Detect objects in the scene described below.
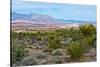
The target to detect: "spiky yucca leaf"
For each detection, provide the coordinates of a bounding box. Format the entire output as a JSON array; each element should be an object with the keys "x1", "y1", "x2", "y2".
[
  {"x1": 85, "y1": 35, "x2": 96, "y2": 47},
  {"x1": 79, "y1": 23, "x2": 96, "y2": 47},
  {"x1": 79, "y1": 23, "x2": 96, "y2": 37},
  {"x1": 67, "y1": 41, "x2": 85, "y2": 60}
]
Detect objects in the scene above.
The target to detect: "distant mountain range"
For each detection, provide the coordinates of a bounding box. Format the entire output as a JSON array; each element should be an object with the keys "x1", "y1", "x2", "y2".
[
  {"x1": 11, "y1": 12, "x2": 96, "y2": 24},
  {"x1": 11, "y1": 12, "x2": 58, "y2": 24},
  {"x1": 11, "y1": 12, "x2": 96, "y2": 31}
]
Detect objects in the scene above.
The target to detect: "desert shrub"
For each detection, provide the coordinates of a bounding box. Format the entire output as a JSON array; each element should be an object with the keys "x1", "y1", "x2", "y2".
[
  {"x1": 53, "y1": 56, "x2": 64, "y2": 64},
  {"x1": 85, "y1": 35, "x2": 96, "y2": 47},
  {"x1": 79, "y1": 23, "x2": 96, "y2": 47},
  {"x1": 67, "y1": 41, "x2": 85, "y2": 60},
  {"x1": 20, "y1": 57, "x2": 37, "y2": 66},
  {"x1": 12, "y1": 43, "x2": 27, "y2": 64},
  {"x1": 18, "y1": 32, "x2": 25, "y2": 40},
  {"x1": 79, "y1": 23, "x2": 96, "y2": 37},
  {"x1": 36, "y1": 53, "x2": 47, "y2": 59},
  {"x1": 51, "y1": 49, "x2": 65, "y2": 56},
  {"x1": 48, "y1": 39, "x2": 62, "y2": 49},
  {"x1": 11, "y1": 32, "x2": 19, "y2": 39},
  {"x1": 36, "y1": 37, "x2": 42, "y2": 41}
]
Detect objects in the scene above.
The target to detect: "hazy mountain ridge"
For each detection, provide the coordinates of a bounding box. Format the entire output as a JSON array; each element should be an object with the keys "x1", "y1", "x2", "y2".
[
  {"x1": 11, "y1": 12, "x2": 96, "y2": 31},
  {"x1": 12, "y1": 12, "x2": 96, "y2": 24},
  {"x1": 12, "y1": 12, "x2": 58, "y2": 24}
]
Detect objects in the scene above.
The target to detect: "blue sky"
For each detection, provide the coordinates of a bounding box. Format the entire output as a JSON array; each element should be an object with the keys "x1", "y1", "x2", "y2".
[{"x1": 12, "y1": 0, "x2": 96, "y2": 21}]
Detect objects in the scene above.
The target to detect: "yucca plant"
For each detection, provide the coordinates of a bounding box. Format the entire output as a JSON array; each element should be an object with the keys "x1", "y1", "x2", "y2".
[
  {"x1": 79, "y1": 23, "x2": 96, "y2": 47},
  {"x1": 79, "y1": 23, "x2": 96, "y2": 37},
  {"x1": 67, "y1": 41, "x2": 85, "y2": 61},
  {"x1": 85, "y1": 35, "x2": 96, "y2": 47}
]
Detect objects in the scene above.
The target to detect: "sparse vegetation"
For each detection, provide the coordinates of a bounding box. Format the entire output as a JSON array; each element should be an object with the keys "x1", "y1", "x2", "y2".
[{"x1": 11, "y1": 23, "x2": 96, "y2": 66}]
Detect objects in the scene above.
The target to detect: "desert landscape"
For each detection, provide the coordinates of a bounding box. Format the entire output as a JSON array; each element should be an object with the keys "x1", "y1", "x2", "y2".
[
  {"x1": 11, "y1": 13, "x2": 96, "y2": 66},
  {"x1": 11, "y1": 1, "x2": 96, "y2": 66}
]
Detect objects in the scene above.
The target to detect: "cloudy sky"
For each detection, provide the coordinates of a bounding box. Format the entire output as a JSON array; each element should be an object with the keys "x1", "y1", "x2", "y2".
[{"x1": 12, "y1": 0, "x2": 96, "y2": 21}]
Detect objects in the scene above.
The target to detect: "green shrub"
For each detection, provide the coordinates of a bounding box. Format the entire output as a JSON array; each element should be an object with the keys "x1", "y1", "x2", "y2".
[
  {"x1": 67, "y1": 41, "x2": 85, "y2": 60},
  {"x1": 12, "y1": 44, "x2": 27, "y2": 64},
  {"x1": 79, "y1": 23, "x2": 96, "y2": 47},
  {"x1": 79, "y1": 23, "x2": 96, "y2": 37},
  {"x1": 85, "y1": 35, "x2": 96, "y2": 47},
  {"x1": 48, "y1": 39, "x2": 62, "y2": 49}
]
